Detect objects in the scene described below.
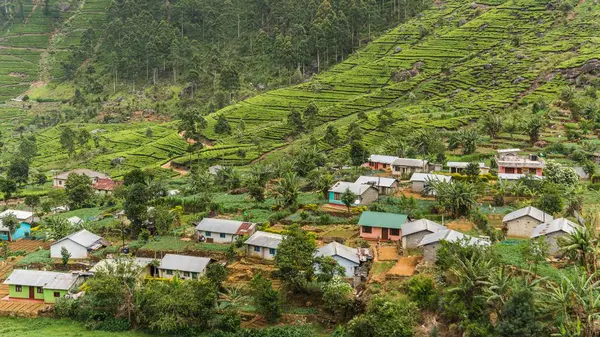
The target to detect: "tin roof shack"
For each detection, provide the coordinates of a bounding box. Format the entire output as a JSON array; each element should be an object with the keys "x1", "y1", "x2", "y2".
[
  {"x1": 531, "y1": 218, "x2": 579, "y2": 256},
  {"x1": 91, "y1": 257, "x2": 158, "y2": 279},
  {"x1": 3, "y1": 270, "x2": 83, "y2": 303},
  {"x1": 194, "y1": 218, "x2": 256, "y2": 244},
  {"x1": 244, "y1": 231, "x2": 285, "y2": 260},
  {"x1": 358, "y1": 211, "x2": 408, "y2": 241},
  {"x1": 158, "y1": 254, "x2": 211, "y2": 280},
  {"x1": 50, "y1": 229, "x2": 108, "y2": 259},
  {"x1": 316, "y1": 242, "x2": 361, "y2": 278},
  {"x1": 447, "y1": 162, "x2": 490, "y2": 174},
  {"x1": 354, "y1": 176, "x2": 399, "y2": 195},
  {"x1": 409, "y1": 173, "x2": 452, "y2": 194},
  {"x1": 328, "y1": 182, "x2": 379, "y2": 206},
  {"x1": 495, "y1": 149, "x2": 544, "y2": 177},
  {"x1": 401, "y1": 219, "x2": 447, "y2": 250},
  {"x1": 502, "y1": 206, "x2": 553, "y2": 238},
  {"x1": 418, "y1": 229, "x2": 490, "y2": 263}
]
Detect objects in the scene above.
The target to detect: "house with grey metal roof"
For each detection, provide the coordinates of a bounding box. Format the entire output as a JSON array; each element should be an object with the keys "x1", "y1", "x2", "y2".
[
  {"x1": 401, "y1": 219, "x2": 447, "y2": 250},
  {"x1": 328, "y1": 181, "x2": 379, "y2": 206},
  {"x1": 50, "y1": 229, "x2": 107, "y2": 259},
  {"x1": 503, "y1": 206, "x2": 553, "y2": 238},
  {"x1": 447, "y1": 162, "x2": 489, "y2": 174},
  {"x1": 354, "y1": 176, "x2": 399, "y2": 195},
  {"x1": 91, "y1": 257, "x2": 158, "y2": 279},
  {"x1": 315, "y1": 242, "x2": 360, "y2": 277},
  {"x1": 418, "y1": 229, "x2": 489, "y2": 262},
  {"x1": 391, "y1": 158, "x2": 430, "y2": 177},
  {"x1": 531, "y1": 218, "x2": 579, "y2": 255},
  {"x1": 409, "y1": 173, "x2": 452, "y2": 194},
  {"x1": 3, "y1": 269, "x2": 83, "y2": 303},
  {"x1": 194, "y1": 218, "x2": 256, "y2": 244},
  {"x1": 244, "y1": 231, "x2": 285, "y2": 260},
  {"x1": 158, "y1": 254, "x2": 211, "y2": 280},
  {"x1": 53, "y1": 169, "x2": 109, "y2": 188}
]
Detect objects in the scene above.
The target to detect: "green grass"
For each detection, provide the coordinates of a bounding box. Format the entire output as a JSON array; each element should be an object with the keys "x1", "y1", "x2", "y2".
[
  {"x1": 0, "y1": 317, "x2": 152, "y2": 337},
  {"x1": 15, "y1": 249, "x2": 53, "y2": 266},
  {"x1": 141, "y1": 236, "x2": 230, "y2": 252}
]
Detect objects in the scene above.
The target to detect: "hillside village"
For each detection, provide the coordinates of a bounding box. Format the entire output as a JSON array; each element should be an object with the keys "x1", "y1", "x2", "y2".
[{"x1": 1, "y1": 0, "x2": 600, "y2": 335}]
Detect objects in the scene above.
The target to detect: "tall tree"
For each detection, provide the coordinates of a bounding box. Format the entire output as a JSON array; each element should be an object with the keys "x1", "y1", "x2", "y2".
[{"x1": 7, "y1": 158, "x2": 29, "y2": 185}]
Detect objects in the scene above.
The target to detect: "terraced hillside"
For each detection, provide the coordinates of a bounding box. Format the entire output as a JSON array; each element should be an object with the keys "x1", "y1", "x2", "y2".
[{"x1": 185, "y1": 0, "x2": 600, "y2": 166}]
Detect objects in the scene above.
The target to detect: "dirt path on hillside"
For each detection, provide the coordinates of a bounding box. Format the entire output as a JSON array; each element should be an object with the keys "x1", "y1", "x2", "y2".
[
  {"x1": 161, "y1": 160, "x2": 189, "y2": 176},
  {"x1": 24, "y1": 0, "x2": 39, "y2": 25}
]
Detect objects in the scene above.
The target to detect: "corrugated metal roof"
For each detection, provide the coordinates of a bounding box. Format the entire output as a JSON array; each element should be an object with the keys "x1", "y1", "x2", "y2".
[
  {"x1": 316, "y1": 242, "x2": 360, "y2": 264},
  {"x1": 402, "y1": 219, "x2": 446, "y2": 236},
  {"x1": 194, "y1": 218, "x2": 254, "y2": 235},
  {"x1": 358, "y1": 211, "x2": 408, "y2": 229},
  {"x1": 3, "y1": 270, "x2": 79, "y2": 290},
  {"x1": 497, "y1": 148, "x2": 521, "y2": 153},
  {"x1": 446, "y1": 162, "x2": 487, "y2": 169},
  {"x1": 55, "y1": 169, "x2": 109, "y2": 180},
  {"x1": 418, "y1": 229, "x2": 489, "y2": 247},
  {"x1": 367, "y1": 155, "x2": 398, "y2": 165},
  {"x1": 502, "y1": 206, "x2": 553, "y2": 223},
  {"x1": 409, "y1": 173, "x2": 452, "y2": 183},
  {"x1": 393, "y1": 158, "x2": 427, "y2": 167},
  {"x1": 158, "y1": 254, "x2": 211, "y2": 273},
  {"x1": 67, "y1": 216, "x2": 83, "y2": 225},
  {"x1": 53, "y1": 229, "x2": 102, "y2": 248},
  {"x1": 244, "y1": 231, "x2": 284, "y2": 249},
  {"x1": 329, "y1": 181, "x2": 377, "y2": 195},
  {"x1": 90, "y1": 257, "x2": 155, "y2": 274},
  {"x1": 531, "y1": 218, "x2": 579, "y2": 238},
  {"x1": 354, "y1": 176, "x2": 398, "y2": 188},
  {"x1": 0, "y1": 209, "x2": 33, "y2": 221}
]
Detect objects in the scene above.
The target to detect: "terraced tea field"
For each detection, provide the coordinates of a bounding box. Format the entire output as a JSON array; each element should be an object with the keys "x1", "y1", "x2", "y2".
[{"x1": 189, "y1": 0, "x2": 600, "y2": 165}]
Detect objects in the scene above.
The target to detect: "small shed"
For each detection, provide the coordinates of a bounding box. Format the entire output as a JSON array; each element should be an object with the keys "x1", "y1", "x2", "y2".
[
  {"x1": 354, "y1": 176, "x2": 399, "y2": 195},
  {"x1": 358, "y1": 211, "x2": 408, "y2": 241},
  {"x1": 401, "y1": 219, "x2": 446, "y2": 249},
  {"x1": 316, "y1": 242, "x2": 360, "y2": 278},
  {"x1": 50, "y1": 229, "x2": 107, "y2": 259},
  {"x1": 502, "y1": 206, "x2": 553, "y2": 238},
  {"x1": 531, "y1": 218, "x2": 579, "y2": 255},
  {"x1": 158, "y1": 254, "x2": 211, "y2": 280},
  {"x1": 328, "y1": 182, "x2": 379, "y2": 206},
  {"x1": 194, "y1": 218, "x2": 256, "y2": 244},
  {"x1": 418, "y1": 229, "x2": 489, "y2": 262},
  {"x1": 244, "y1": 231, "x2": 285, "y2": 260},
  {"x1": 447, "y1": 162, "x2": 489, "y2": 174},
  {"x1": 409, "y1": 173, "x2": 452, "y2": 193}
]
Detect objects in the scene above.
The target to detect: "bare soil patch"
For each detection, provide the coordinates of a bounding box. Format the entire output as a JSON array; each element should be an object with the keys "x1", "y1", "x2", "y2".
[
  {"x1": 386, "y1": 256, "x2": 421, "y2": 278},
  {"x1": 378, "y1": 245, "x2": 399, "y2": 261},
  {"x1": 446, "y1": 218, "x2": 474, "y2": 231}
]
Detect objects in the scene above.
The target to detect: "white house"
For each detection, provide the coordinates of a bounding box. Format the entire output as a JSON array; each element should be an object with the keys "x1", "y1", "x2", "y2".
[
  {"x1": 315, "y1": 242, "x2": 360, "y2": 278},
  {"x1": 409, "y1": 173, "x2": 452, "y2": 193},
  {"x1": 354, "y1": 176, "x2": 399, "y2": 195},
  {"x1": 0, "y1": 209, "x2": 37, "y2": 223},
  {"x1": 502, "y1": 206, "x2": 553, "y2": 238},
  {"x1": 53, "y1": 169, "x2": 109, "y2": 188},
  {"x1": 328, "y1": 181, "x2": 379, "y2": 206},
  {"x1": 401, "y1": 219, "x2": 447, "y2": 250},
  {"x1": 158, "y1": 254, "x2": 211, "y2": 280},
  {"x1": 50, "y1": 229, "x2": 107, "y2": 259},
  {"x1": 447, "y1": 162, "x2": 489, "y2": 174},
  {"x1": 194, "y1": 218, "x2": 256, "y2": 244},
  {"x1": 391, "y1": 158, "x2": 431, "y2": 176},
  {"x1": 244, "y1": 231, "x2": 284, "y2": 260},
  {"x1": 418, "y1": 229, "x2": 489, "y2": 262},
  {"x1": 531, "y1": 218, "x2": 579, "y2": 255}
]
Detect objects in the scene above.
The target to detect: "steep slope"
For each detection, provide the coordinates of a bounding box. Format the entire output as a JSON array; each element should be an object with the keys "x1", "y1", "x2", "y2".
[{"x1": 184, "y1": 0, "x2": 600, "y2": 166}]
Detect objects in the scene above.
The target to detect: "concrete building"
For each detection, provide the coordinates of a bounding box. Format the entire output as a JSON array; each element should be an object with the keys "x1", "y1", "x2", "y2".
[
  {"x1": 409, "y1": 173, "x2": 452, "y2": 193},
  {"x1": 495, "y1": 149, "x2": 544, "y2": 177},
  {"x1": 158, "y1": 254, "x2": 211, "y2": 280},
  {"x1": 244, "y1": 231, "x2": 284, "y2": 260},
  {"x1": 354, "y1": 176, "x2": 399, "y2": 195},
  {"x1": 364, "y1": 155, "x2": 399, "y2": 171},
  {"x1": 50, "y1": 229, "x2": 107, "y2": 259},
  {"x1": 401, "y1": 219, "x2": 446, "y2": 250},
  {"x1": 531, "y1": 218, "x2": 579, "y2": 255},
  {"x1": 358, "y1": 211, "x2": 408, "y2": 241},
  {"x1": 194, "y1": 218, "x2": 256, "y2": 244},
  {"x1": 328, "y1": 182, "x2": 379, "y2": 206},
  {"x1": 90, "y1": 257, "x2": 157, "y2": 279},
  {"x1": 315, "y1": 242, "x2": 360, "y2": 278},
  {"x1": 418, "y1": 229, "x2": 489, "y2": 262},
  {"x1": 53, "y1": 169, "x2": 109, "y2": 187},
  {"x1": 3, "y1": 270, "x2": 83, "y2": 303},
  {"x1": 391, "y1": 158, "x2": 431, "y2": 176},
  {"x1": 502, "y1": 206, "x2": 553, "y2": 238},
  {"x1": 447, "y1": 162, "x2": 489, "y2": 174}
]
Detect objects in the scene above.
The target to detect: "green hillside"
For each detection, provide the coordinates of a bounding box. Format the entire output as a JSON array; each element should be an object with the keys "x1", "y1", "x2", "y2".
[{"x1": 183, "y1": 0, "x2": 600, "y2": 166}]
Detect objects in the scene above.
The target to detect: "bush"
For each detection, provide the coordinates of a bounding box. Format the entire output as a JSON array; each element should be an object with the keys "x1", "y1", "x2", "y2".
[
  {"x1": 318, "y1": 214, "x2": 332, "y2": 226},
  {"x1": 406, "y1": 275, "x2": 438, "y2": 310},
  {"x1": 55, "y1": 297, "x2": 79, "y2": 318},
  {"x1": 87, "y1": 318, "x2": 131, "y2": 332}
]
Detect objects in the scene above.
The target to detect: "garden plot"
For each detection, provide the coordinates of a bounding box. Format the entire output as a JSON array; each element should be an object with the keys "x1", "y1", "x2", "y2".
[{"x1": 386, "y1": 256, "x2": 421, "y2": 279}]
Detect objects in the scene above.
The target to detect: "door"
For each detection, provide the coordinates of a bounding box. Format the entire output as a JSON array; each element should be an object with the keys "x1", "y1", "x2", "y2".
[
  {"x1": 382, "y1": 228, "x2": 389, "y2": 240},
  {"x1": 29, "y1": 286, "x2": 34, "y2": 299}
]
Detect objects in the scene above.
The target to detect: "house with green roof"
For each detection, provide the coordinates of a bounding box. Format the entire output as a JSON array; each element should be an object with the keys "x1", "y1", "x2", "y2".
[{"x1": 358, "y1": 211, "x2": 408, "y2": 241}]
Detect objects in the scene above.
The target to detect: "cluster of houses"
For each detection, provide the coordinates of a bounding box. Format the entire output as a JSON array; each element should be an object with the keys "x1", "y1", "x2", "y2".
[{"x1": 52, "y1": 169, "x2": 122, "y2": 194}]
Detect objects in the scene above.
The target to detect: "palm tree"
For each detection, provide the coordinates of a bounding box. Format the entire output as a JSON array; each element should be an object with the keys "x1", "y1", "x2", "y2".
[
  {"x1": 559, "y1": 224, "x2": 598, "y2": 277},
  {"x1": 428, "y1": 180, "x2": 479, "y2": 217},
  {"x1": 276, "y1": 172, "x2": 299, "y2": 207}
]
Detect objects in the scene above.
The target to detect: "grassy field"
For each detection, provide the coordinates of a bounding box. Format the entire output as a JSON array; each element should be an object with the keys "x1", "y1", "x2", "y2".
[{"x1": 0, "y1": 317, "x2": 153, "y2": 336}]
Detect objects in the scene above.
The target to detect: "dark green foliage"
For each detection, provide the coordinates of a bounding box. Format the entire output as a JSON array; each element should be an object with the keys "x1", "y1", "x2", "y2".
[
  {"x1": 215, "y1": 114, "x2": 232, "y2": 134},
  {"x1": 349, "y1": 141, "x2": 368, "y2": 166},
  {"x1": 347, "y1": 295, "x2": 417, "y2": 337},
  {"x1": 0, "y1": 178, "x2": 18, "y2": 200},
  {"x1": 274, "y1": 225, "x2": 317, "y2": 291},
  {"x1": 206, "y1": 263, "x2": 228, "y2": 287},
  {"x1": 65, "y1": 173, "x2": 94, "y2": 209},
  {"x1": 123, "y1": 168, "x2": 147, "y2": 186},
  {"x1": 496, "y1": 289, "x2": 544, "y2": 336},
  {"x1": 341, "y1": 189, "x2": 357, "y2": 212},
  {"x1": 250, "y1": 274, "x2": 281, "y2": 323},
  {"x1": 406, "y1": 275, "x2": 438, "y2": 310},
  {"x1": 124, "y1": 183, "x2": 150, "y2": 236},
  {"x1": 324, "y1": 125, "x2": 340, "y2": 145},
  {"x1": 287, "y1": 109, "x2": 304, "y2": 135},
  {"x1": 7, "y1": 158, "x2": 29, "y2": 185}
]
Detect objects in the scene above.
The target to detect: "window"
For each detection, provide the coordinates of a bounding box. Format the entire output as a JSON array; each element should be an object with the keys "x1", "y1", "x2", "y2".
[
  {"x1": 15, "y1": 285, "x2": 22, "y2": 292},
  {"x1": 390, "y1": 228, "x2": 400, "y2": 236},
  {"x1": 54, "y1": 292, "x2": 60, "y2": 298},
  {"x1": 254, "y1": 246, "x2": 261, "y2": 252},
  {"x1": 220, "y1": 233, "x2": 226, "y2": 238},
  {"x1": 333, "y1": 193, "x2": 341, "y2": 200},
  {"x1": 505, "y1": 167, "x2": 515, "y2": 174},
  {"x1": 269, "y1": 248, "x2": 276, "y2": 255},
  {"x1": 183, "y1": 272, "x2": 190, "y2": 278},
  {"x1": 205, "y1": 231, "x2": 212, "y2": 237},
  {"x1": 166, "y1": 269, "x2": 173, "y2": 275},
  {"x1": 37, "y1": 287, "x2": 43, "y2": 294},
  {"x1": 362, "y1": 226, "x2": 372, "y2": 234},
  {"x1": 192, "y1": 272, "x2": 198, "y2": 279}
]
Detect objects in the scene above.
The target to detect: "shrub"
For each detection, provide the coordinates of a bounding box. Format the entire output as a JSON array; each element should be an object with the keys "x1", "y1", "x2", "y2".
[
  {"x1": 406, "y1": 275, "x2": 438, "y2": 310},
  {"x1": 318, "y1": 214, "x2": 332, "y2": 226}
]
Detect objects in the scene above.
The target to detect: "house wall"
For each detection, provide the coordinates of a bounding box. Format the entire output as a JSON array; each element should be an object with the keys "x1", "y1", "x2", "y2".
[
  {"x1": 53, "y1": 178, "x2": 66, "y2": 188},
  {"x1": 359, "y1": 189, "x2": 379, "y2": 206},
  {"x1": 158, "y1": 268, "x2": 202, "y2": 280},
  {"x1": 367, "y1": 162, "x2": 392, "y2": 171},
  {"x1": 411, "y1": 181, "x2": 426, "y2": 193},
  {"x1": 505, "y1": 216, "x2": 543, "y2": 238},
  {"x1": 422, "y1": 242, "x2": 442, "y2": 262},
  {"x1": 359, "y1": 226, "x2": 401, "y2": 241},
  {"x1": 43, "y1": 289, "x2": 68, "y2": 303},
  {"x1": 498, "y1": 166, "x2": 543, "y2": 176},
  {"x1": 196, "y1": 230, "x2": 235, "y2": 244},
  {"x1": 332, "y1": 256, "x2": 359, "y2": 278},
  {"x1": 544, "y1": 232, "x2": 566, "y2": 256},
  {"x1": 246, "y1": 245, "x2": 276, "y2": 260},
  {"x1": 51, "y1": 239, "x2": 88, "y2": 259},
  {"x1": 402, "y1": 231, "x2": 431, "y2": 250},
  {"x1": 392, "y1": 166, "x2": 426, "y2": 176},
  {"x1": 9, "y1": 285, "x2": 44, "y2": 300}
]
